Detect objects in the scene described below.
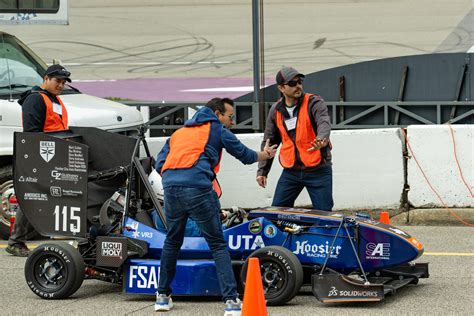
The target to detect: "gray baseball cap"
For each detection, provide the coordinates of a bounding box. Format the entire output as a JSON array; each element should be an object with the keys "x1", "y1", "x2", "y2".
[{"x1": 276, "y1": 67, "x2": 305, "y2": 85}]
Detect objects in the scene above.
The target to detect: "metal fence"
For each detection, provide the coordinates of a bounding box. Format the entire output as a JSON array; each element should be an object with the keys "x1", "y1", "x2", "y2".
[{"x1": 122, "y1": 100, "x2": 473, "y2": 135}]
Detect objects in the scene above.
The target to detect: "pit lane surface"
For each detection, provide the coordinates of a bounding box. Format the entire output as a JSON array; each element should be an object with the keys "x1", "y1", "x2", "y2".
[
  {"x1": 1, "y1": 1, "x2": 472, "y2": 102},
  {"x1": 1, "y1": 226, "x2": 473, "y2": 315}
]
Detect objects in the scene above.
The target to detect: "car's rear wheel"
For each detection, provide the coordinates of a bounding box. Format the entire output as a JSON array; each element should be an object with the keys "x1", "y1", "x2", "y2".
[
  {"x1": 240, "y1": 246, "x2": 303, "y2": 306},
  {"x1": 25, "y1": 242, "x2": 85, "y2": 299}
]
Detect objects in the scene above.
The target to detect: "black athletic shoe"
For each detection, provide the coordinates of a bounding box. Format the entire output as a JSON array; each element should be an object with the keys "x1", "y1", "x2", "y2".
[{"x1": 5, "y1": 244, "x2": 30, "y2": 257}]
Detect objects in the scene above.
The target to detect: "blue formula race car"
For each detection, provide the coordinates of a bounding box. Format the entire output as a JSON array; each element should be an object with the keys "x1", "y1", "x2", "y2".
[{"x1": 14, "y1": 127, "x2": 428, "y2": 305}]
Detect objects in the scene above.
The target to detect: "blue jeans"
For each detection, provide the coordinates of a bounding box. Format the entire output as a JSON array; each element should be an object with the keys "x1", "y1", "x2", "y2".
[
  {"x1": 272, "y1": 166, "x2": 334, "y2": 211},
  {"x1": 153, "y1": 208, "x2": 203, "y2": 237},
  {"x1": 157, "y1": 186, "x2": 237, "y2": 302}
]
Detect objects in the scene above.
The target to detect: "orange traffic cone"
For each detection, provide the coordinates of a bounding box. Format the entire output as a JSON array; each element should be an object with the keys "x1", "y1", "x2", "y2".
[
  {"x1": 242, "y1": 258, "x2": 268, "y2": 316},
  {"x1": 380, "y1": 211, "x2": 390, "y2": 225}
]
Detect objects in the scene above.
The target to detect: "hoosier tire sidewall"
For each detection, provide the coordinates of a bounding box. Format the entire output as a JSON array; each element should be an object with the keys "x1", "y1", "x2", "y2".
[
  {"x1": 24, "y1": 242, "x2": 85, "y2": 299},
  {"x1": 241, "y1": 246, "x2": 303, "y2": 306}
]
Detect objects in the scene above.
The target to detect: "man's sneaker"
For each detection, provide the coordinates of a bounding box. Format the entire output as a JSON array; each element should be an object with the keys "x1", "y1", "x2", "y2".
[
  {"x1": 5, "y1": 244, "x2": 30, "y2": 257},
  {"x1": 224, "y1": 298, "x2": 242, "y2": 316},
  {"x1": 155, "y1": 293, "x2": 173, "y2": 312}
]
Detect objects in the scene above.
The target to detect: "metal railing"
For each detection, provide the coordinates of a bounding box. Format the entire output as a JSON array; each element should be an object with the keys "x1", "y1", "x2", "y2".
[{"x1": 122, "y1": 100, "x2": 473, "y2": 134}]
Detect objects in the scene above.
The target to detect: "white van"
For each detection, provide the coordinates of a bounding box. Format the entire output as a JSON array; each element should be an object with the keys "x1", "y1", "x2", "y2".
[{"x1": 0, "y1": 31, "x2": 144, "y2": 238}]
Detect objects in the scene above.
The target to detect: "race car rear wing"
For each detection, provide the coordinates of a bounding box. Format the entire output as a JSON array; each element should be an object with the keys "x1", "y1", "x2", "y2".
[{"x1": 13, "y1": 127, "x2": 136, "y2": 238}]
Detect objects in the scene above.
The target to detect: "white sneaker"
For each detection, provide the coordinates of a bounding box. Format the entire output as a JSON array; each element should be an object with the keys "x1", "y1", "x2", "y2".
[
  {"x1": 224, "y1": 298, "x2": 242, "y2": 316},
  {"x1": 155, "y1": 293, "x2": 173, "y2": 312}
]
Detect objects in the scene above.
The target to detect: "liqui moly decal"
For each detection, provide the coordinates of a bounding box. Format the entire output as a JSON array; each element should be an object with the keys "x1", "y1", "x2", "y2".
[{"x1": 101, "y1": 241, "x2": 123, "y2": 259}]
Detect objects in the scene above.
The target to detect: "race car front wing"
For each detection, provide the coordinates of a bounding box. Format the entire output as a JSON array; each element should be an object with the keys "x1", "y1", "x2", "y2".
[{"x1": 312, "y1": 262, "x2": 429, "y2": 303}]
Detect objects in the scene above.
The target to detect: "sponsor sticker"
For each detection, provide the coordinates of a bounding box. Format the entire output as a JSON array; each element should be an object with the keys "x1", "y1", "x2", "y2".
[
  {"x1": 40, "y1": 141, "x2": 55, "y2": 162},
  {"x1": 249, "y1": 220, "x2": 262, "y2": 234},
  {"x1": 365, "y1": 243, "x2": 390, "y2": 260},
  {"x1": 128, "y1": 266, "x2": 160, "y2": 289},
  {"x1": 293, "y1": 240, "x2": 342, "y2": 258},
  {"x1": 228, "y1": 235, "x2": 265, "y2": 250},
  {"x1": 264, "y1": 224, "x2": 277, "y2": 238},
  {"x1": 49, "y1": 187, "x2": 82, "y2": 197},
  {"x1": 51, "y1": 170, "x2": 79, "y2": 182},
  {"x1": 50, "y1": 186, "x2": 62, "y2": 197},
  {"x1": 24, "y1": 192, "x2": 48, "y2": 201},
  {"x1": 18, "y1": 176, "x2": 38, "y2": 183},
  {"x1": 63, "y1": 189, "x2": 83, "y2": 197},
  {"x1": 132, "y1": 230, "x2": 153, "y2": 239},
  {"x1": 277, "y1": 213, "x2": 301, "y2": 221},
  {"x1": 101, "y1": 241, "x2": 123, "y2": 259},
  {"x1": 328, "y1": 286, "x2": 379, "y2": 298},
  {"x1": 389, "y1": 227, "x2": 409, "y2": 237}
]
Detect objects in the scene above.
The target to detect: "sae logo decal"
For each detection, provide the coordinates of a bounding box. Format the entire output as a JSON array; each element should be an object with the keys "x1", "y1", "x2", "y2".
[
  {"x1": 365, "y1": 242, "x2": 390, "y2": 260},
  {"x1": 40, "y1": 141, "x2": 55, "y2": 162}
]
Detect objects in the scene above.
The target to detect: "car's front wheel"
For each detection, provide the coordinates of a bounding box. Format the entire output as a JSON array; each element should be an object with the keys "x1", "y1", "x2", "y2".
[
  {"x1": 25, "y1": 242, "x2": 85, "y2": 299},
  {"x1": 240, "y1": 246, "x2": 303, "y2": 306}
]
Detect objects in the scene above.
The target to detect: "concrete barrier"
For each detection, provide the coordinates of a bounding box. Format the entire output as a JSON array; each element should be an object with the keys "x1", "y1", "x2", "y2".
[
  {"x1": 406, "y1": 125, "x2": 473, "y2": 208},
  {"x1": 145, "y1": 128, "x2": 405, "y2": 210}
]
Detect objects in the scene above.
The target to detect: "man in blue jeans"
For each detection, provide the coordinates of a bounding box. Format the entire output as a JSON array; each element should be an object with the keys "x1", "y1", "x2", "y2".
[
  {"x1": 154, "y1": 97, "x2": 277, "y2": 314},
  {"x1": 256, "y1": 67, "x2": 334, "y2": 211}
]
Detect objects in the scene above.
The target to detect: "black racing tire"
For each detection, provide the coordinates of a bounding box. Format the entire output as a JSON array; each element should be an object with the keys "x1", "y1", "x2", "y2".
[
  {"x1": 240, "y1": 246, "x2": 304, "y2": 306},
  {"x1": 0, "y1": 165, "x2": 12, "y2": 185},
  {"x1": 25, "y1": 242, "x2": 85, "y2": 299}
]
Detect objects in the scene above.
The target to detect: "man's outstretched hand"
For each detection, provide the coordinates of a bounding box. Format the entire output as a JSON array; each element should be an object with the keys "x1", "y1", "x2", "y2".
[
  {"x1": 307, "y1": 137, "x2": 328, "y2": 152},
  {"x1": 257, "y1": 139, "x2": 277, "y2": 161},
  {"x1": 263, "y1": 139, "x2": 277, "y2": 158}
]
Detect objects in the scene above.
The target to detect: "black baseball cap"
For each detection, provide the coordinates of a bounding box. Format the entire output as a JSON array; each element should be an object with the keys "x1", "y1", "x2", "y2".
[
  {"x1": 44, "y1": 64, "x2": 71, "y2": 82},
  {"x1": 276, "y1": 66, "x2": 305, "y2": 85}
]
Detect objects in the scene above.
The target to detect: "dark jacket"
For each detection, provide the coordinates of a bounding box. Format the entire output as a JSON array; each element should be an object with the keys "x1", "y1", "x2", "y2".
[
  {"x1": 155, "y1": 106, "x2": 258, "y2": 189},
  {"x1": 18, "y1": 86, "x2": 63, "y2": 132},
  {"x1": 257, "y1": 92, "x2": 332, "y2": 177}
]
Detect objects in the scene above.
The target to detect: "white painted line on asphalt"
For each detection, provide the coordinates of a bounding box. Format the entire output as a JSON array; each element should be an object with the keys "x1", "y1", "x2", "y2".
[
  {"x1": 74, "y1": 79, "x2": 117, "y2": 82},
  {"x1": 424, "y1": 252, "x2": 474, "y2": 256},
  {"x1": 468, "y1": 46, "x2": 474, "y2": 53},
  {"x1": 63, "y1": 61, "x2": 232, "y2": 66},
  {"x1": 182, "y1": 86, "x2": 265, "y2": 92}
]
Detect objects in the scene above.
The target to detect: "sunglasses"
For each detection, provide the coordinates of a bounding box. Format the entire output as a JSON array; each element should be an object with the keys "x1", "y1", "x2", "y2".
[
  {"x1": 285, "y1": 78, "x2": 303, "y2": 87},
  {"x1": 221, "y1": 112, "x2": 234, "y2": 120},
  {"x1": 57, "y1": 69, "x2": 71, "y2": 77},
  {"x1": 49, "y1": 69, "x2": 71, "y2": 77}
]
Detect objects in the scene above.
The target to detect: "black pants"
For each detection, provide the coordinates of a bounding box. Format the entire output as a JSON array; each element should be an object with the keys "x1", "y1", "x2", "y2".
[{"x1": 8, "y1": 208, "x2": 37, "y2": 246}]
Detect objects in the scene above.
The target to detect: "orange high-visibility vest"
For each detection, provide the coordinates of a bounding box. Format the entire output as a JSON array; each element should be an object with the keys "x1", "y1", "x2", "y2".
[
  {"x1": 275, "y1": 93, "x2": 321, "y2": 168},
  {"x1": 39, "y1": 93, "x2": 68, "y2": 132},
  {"x1": 161, "y1": 122, "x2": 222, "y2": 197}
]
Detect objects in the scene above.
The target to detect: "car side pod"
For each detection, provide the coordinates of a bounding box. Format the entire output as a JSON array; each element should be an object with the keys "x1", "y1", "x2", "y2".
[{"x1": 312, "y1": 273, "x2": 384, "y2": 303}]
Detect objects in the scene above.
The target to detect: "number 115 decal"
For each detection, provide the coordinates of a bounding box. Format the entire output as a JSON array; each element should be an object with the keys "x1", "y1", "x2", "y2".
[{"x1": 53, "y1": 205, "x2": 81, "y2": 234}]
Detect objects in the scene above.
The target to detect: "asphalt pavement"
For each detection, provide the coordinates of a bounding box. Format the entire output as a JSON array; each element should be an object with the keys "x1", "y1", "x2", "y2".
[
  {"x1": 1, "y1": 225, "x2": 473, "y2": 315},
  {"x1": 1, "y1": 0, "x2": 472, "y2": 101}
]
